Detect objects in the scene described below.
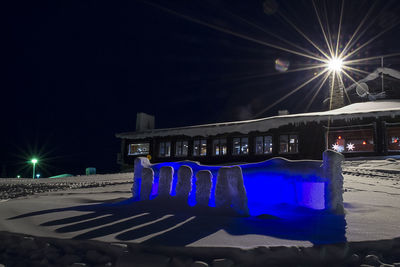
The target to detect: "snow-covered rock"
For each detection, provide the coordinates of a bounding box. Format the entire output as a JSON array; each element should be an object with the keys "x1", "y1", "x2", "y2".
[
  {"x1": 140, "y1": 167, "x2": 154, "y2": 201},
  {"x1": 195, "y1": 170, "x2": 212, "y2": 206},
  {"x1": 176, "y1": 165, "x2": 193, "y2": 201},
  {"x1": 158, "y1": 166, "x2": 174, "y2": 198}
]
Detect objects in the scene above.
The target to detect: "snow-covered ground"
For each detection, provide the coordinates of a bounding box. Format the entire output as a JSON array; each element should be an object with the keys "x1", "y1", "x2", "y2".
[{"x1": 0, "y1": 158, "x2": 400, "y2": 266}]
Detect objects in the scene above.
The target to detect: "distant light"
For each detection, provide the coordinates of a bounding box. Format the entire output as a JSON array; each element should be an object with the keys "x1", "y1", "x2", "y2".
[
  {"x1": 31, "y1": 158, "x2": 38, "y2": 164},
  {"x1": 328, "y1": 57, "x2": 343, "y2": 72},
  {"x1": 36, "y1": 174, "x2": 41, "y2": 178},
  {"x1": 362, "y1": 141, "x2": 367, "y2": 145},
  {"x1": 17, "y1": 175, "x2": 21, "y2": 178},
  {"x1": 338, "y1": 136, "x2": 342, "y2": 140}
]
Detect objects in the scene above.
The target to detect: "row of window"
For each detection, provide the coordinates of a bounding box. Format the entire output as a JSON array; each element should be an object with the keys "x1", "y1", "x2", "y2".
[
  {"x1": 128, "y1": 126, "x2": 400, "y2": 157},
  {"x1": 128, "y1": 135, "x2": 299, "y2": 157},
  {"x1": 328, "y1": 126, "x2": 400, "y2": 153}
]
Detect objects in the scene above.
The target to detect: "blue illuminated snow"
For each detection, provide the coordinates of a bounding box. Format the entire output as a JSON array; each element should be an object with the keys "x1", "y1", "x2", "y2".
[{"x1": 138, "y1": 158, "x2": 327, "y2": 217}]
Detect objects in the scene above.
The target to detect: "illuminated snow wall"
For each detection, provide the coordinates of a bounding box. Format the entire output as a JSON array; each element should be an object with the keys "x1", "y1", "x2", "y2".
[{"x1": 132, "y1": 150, "x2": 344, "y2": 216}]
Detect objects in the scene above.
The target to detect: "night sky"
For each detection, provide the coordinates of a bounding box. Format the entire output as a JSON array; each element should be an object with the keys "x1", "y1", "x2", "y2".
[{"x1": 3, "y1": 0, "x2": 400, "y2": 177}]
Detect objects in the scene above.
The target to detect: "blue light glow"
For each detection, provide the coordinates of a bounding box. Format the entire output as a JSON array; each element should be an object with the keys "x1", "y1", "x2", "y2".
[{"x1": 140, "y1": 158, "x2": 327, "y2": 217}]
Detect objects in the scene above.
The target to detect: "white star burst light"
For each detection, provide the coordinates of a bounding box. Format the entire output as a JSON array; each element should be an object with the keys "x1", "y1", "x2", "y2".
[
  {"x1": 346, "y1": 142, "x2": 355, "y2": 151},
  {"x1": 146, "y1": 1, "x2": 400, "y2": 118},
  {"x1": 327, "y1": 57, "x2": 343, "y2": 72},
  {"x1": 332, "y1": 143, "x2": 344, "y2": 152}
]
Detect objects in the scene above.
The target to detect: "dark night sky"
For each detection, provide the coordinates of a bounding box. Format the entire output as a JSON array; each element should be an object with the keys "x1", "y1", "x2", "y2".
[{"x1": 2, "y1": 0, "x2": 400, "y2": 177}]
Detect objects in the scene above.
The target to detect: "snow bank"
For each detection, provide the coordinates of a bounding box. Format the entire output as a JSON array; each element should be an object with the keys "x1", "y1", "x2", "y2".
[{"x1": 133, "y1": 150, "x2": 344, "y2": 216}]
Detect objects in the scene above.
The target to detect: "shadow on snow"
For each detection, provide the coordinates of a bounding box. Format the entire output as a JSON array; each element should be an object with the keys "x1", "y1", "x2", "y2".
[{"x1": 8, "y1": 197, "x2": 346, "y2": 246}]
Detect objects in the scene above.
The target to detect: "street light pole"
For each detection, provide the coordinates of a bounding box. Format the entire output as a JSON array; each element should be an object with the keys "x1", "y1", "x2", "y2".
[{"x1": 31, "y1": 159, "x2": 38, "y2": 179}]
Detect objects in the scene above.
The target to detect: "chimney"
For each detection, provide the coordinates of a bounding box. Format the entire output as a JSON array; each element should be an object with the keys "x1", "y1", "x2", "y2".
[
  {"x1": 136, "y1": 112, "x2": 155, "y2": 131},
  {"x1": 278, "y1": 110, "x2": 289, "y2": 116}
]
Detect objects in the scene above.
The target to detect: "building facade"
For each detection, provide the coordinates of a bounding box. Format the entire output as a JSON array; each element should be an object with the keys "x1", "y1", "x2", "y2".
[{"x1": 116, "y1": 100, "x2": 400, "y2": 170}]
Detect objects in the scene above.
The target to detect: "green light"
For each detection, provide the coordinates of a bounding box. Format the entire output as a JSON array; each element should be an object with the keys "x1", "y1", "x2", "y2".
[{"x1": 31, "y1": 159, "x2": 38, "y2": 164}]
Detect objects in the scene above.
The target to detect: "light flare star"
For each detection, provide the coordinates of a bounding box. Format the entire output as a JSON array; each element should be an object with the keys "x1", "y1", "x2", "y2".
[
  {"x1": 332, "y1": 143, "x2": 344, "y2": 152},
  {"x1": 346, "y1": 143, "x2": 355, "y2": 151}
]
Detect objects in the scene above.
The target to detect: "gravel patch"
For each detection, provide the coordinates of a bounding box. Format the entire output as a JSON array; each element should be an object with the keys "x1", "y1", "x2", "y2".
[{"x1": 0, "y1": 173, "x2": 133, "y2": 200}]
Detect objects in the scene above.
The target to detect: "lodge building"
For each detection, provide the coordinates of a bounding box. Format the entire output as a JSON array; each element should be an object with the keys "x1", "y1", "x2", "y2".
[{"x1": 116, "y1": 100, "x2": 400, "y2": 170}]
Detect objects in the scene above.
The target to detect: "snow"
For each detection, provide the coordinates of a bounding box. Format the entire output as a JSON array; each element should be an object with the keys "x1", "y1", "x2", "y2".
[
  {"x1": 116, "y1": 100, "x2": 400, "y2": 139},
  {"x1": 0, "y1": 157, "x2": 399, "y2": 250}
]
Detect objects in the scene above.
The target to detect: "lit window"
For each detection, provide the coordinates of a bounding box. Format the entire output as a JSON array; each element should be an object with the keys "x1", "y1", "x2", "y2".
[
  {"x1": 175, "y1": 140, "x2": 188, "y2": 157},
  {"x1": 212, "y1": 139, "x2": 227, "y2": 156},
  {"x1": 232, "y1": 137, "x2": 249, "y2": 155},
  {"x1": 279, "y1": 134, "x2": 298, "y2": 153},
  {"x1": 328, "y1": 129, "x2": 374, "y2": 153},
  {"x1": 193, "y1": 139, "x2": 207, "y2": 156},
  {"x1": 159, "y1": 141, "x2": 171, "y2": 157},
  {"x1": 255, "y1": 136, "x2": 273, "y2": 154},
  {"x1": 128, "y1": 143, "x2": 150, "y2": 155},
  {"x1": 387, "y1": 126, "x2": 400, "y2": 152}
]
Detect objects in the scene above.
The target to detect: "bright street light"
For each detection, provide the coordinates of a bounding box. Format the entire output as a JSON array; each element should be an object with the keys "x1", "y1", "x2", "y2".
[
  {"x1": 31, "y1": 158, "x2": 38, "y2": 179},
  {"x1": 328, "y1": 57, "x2": 343, "y2": 72}
]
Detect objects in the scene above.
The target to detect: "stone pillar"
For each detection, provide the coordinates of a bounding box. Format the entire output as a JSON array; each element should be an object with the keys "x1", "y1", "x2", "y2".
[
  {"x1": 227, "y1": 166, "x2": 249, "y2": 216},
  {"x1": 323, "y1": 149, "x2": 345, "y2": 214},
  {"x1": 195, "y1": 170, "x2": 212, "y2": 206},
  {"x1": 176, "y1": 165, "x2": 193, "y2": 200},
  {"x1": 140, "y1": 167, "x2": 154, "y2": 201},
  {"x1": 133, "y1": 157, "x2": 151, "y2": 198},
  {"x1": 158, "y1": 166, "x2": 174, "y2": 198},
  {"x1": 215, "y1": 167, "x2": 231, "y2": 208}
]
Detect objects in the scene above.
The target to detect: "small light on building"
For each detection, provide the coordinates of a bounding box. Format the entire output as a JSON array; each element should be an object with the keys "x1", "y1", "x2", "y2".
[
  {"x1": 338, "y1": 136, "x2": 342, "y2": 140},
  {"x1": 362, "y1": 141, "x2": 367, "y2": 145}
]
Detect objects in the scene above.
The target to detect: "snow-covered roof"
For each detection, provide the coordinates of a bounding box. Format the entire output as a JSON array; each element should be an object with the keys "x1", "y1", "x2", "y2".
[{"x1": 116, "y1": 100, "x2": 400, "y2": 139}]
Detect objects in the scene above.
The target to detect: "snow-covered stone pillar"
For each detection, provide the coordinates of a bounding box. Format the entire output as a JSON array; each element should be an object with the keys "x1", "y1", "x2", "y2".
[
  {"x1": 227, "y1": 166, "x2": 249, "y2": 216},
  {"x1": 140, "y1": 167, "x2": 154, "y2": 201},
  {"x1": 158, "y1": 166, "x2": 174, "y2": 198},
  {"x1": 176, "y1": 165, "x2": 193, "y2": 201},
  {"x1": 215, "y1": 167, "x2": 231, "y2": 209},
  {"x1": 133, "y1": 157, "x2": 151, "y2": 198},
  {"x1": 195, "y1": 170, "x2": 212, "y2": 206},
  {"x1": 323, "y1": 149, "x2": 345, "y2": 215}
]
